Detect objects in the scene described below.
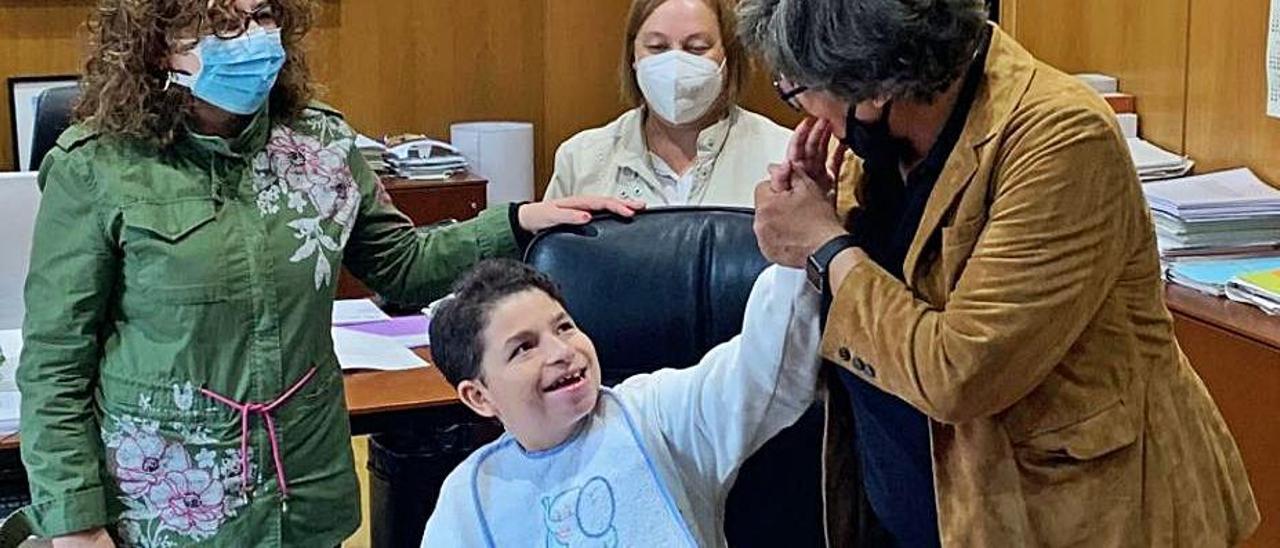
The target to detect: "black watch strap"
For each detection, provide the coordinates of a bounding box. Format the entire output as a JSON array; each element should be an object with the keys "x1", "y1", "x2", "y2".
[{"x1": 806, "y1": 234, "x2": 860, "y2": 298}]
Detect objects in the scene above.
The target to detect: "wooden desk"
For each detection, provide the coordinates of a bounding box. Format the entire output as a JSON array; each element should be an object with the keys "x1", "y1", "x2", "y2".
[
  {"x1": 345, "y1": 349, "x2": 456, "y2": 416},
  {"x1": 379, "y1": 174, "x2": 488, "y2": 226},
  {"x1": 1165, "y1": 285, "x2": 1279, "y2": 548},
  {"x1": 337, "y1": 173, "x2": 489, "y2": 299},
  {"x1": 344, "y1": 348, "x2": 466, "y2": 435}
]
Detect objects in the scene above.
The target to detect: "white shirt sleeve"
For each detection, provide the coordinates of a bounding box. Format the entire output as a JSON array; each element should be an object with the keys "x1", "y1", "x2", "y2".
[{"x1": 613, "y1": 265, "x2": 823, "y2": 490}]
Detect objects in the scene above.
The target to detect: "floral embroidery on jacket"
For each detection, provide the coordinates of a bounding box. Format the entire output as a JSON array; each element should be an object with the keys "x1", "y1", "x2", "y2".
[
  {"x1": 250, "y1": 112, "x2": 362, "y2": 290},
  {"x1": 103, "y1": 384, "x2": 251, "y2": 547}
]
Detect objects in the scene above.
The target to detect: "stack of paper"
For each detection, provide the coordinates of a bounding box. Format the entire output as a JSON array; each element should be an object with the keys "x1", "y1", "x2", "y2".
[
  {"x1": 339, "y1": 315, "x2": 429, "y2": 349},
  {"x1": 0, "y1": 330, "x2": 23, "y2": 435},
  {"x1": 332, "y1": 298, "x2": 392, "y2": 326},
  {"x1": 1127, "y1": 138, "x2": 1194, "y2": 181},
  {"x1": 1070, "y1": 72, "x2": 1191, "y2": 179},
  {"x1": 1074, "y1": 73, "x2": 1118, "y2": 94},
  {"x1": 331, "y1": 299, "x2": 429, "y2": 371},
  {"x1": 356, "y1": 134, "x2": 390, "y2": 174},
  {"x1": 1167, "y1": 256, "x2": 1280, "y2": 296},
  {"x1": 1143, "y1": 168, "x2": 1280, "y2": 258},
  {"x1": 330, "y1": 327, "x2": 428, "y2": 371},
  {"x1": 385, "y1": 138, "x2": 468, "y2": 180},
  {"x1": 1225, "y1": 268, "x2": 1280, "y2": 315}
]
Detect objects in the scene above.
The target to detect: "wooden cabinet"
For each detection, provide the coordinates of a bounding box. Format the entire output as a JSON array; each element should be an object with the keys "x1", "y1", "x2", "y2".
[
  {"x1": 1166, "y1": 286, "x2": 1280, "y2": 548},
  {"x1": 379, "y1": 176, "x2": 487, "y2": 226},
  {"x1": 336, "y1": 173, "x2": 488, "y2": 299}
]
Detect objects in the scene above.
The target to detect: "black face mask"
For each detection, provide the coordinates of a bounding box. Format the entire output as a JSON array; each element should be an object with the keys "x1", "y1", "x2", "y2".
[{"x1": 842, "y1": 101, "x2": 898, "y2": 162}]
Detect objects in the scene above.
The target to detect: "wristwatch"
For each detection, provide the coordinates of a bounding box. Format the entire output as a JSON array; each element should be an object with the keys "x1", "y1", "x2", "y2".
[{"x1": 806, "y1": 234, "x2": 860, "y2": 298}]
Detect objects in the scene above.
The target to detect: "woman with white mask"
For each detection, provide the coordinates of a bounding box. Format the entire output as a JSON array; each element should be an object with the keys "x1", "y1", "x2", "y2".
[{"x1": 544, "y1": 0, "x2": 793, "y2": 207}]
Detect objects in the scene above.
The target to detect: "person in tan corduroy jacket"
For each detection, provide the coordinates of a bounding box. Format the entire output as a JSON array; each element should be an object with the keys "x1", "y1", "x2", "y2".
[{"x1": 740, "y1": 0, "x2": 1260, "y2": 545}]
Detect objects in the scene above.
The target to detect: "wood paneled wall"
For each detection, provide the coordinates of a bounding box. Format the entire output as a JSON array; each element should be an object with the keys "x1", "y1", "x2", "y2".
[
  {"x1": 541, "y1": 0, "x2": 632, "y2": 194},
  {"x1": 1, "y1": 0, "x2": 799, "y2": 196},
  {"x1": 10, "y1": 1, "x2": 1276, "y2": 187},
  {"x1": 1007, "y1": 0, "x2": 1190, "y2": 154},
  {"x1": 0, "y1": 0, "x2": 555, "y2": 180},
  {"x1": 1006, "y1": 0, "x2": 1280, "y2": 189},
  {"x1": 1184, "y1": 0, "x2": 1280, "y2": 183},
  {"x1": 309, "y1": 0, "x2": 551, "y2": 190},
  {"x1": 0, "y1": 0, "x2": 93, "y2": 171}
]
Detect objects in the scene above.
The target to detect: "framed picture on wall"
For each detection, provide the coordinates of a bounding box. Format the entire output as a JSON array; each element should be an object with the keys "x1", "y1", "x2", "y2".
[{"x1": 7, "y1": 75, "x2": 80, "y2": 172}]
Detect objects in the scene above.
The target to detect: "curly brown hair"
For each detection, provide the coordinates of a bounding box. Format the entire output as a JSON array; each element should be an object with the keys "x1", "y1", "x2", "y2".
[{"x1": 74, "y1": 0, "x2": 316, "y2": 147}]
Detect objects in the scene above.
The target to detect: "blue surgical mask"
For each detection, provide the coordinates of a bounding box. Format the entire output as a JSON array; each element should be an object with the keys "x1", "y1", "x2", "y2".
[{"x1": 170, "y1": 27, "x2": 287, "y2": 116}]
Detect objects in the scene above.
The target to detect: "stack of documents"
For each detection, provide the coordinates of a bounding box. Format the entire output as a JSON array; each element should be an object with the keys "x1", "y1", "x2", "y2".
[
  {"x1": 1074, "y1": 73, "x2": 1118, "y2": 93},
  {"x1": 331, "y1": 299, "x2": 429, "y2": 371},
  {"x1": 1071, "y1": 73, "x2": 1193, "y2": 180},
  {"x1": 340, "y1": 315, "x2": 430, "y2": 349},
  {"x1": 1167, "y1": 256, "x2": 1280, "y2": 296},
  {"x1": 1127, "y1": 138, "x2": 1194, "y2": 181},
  {"x1": 385, "y1": 138, "x2": 468, "y2": 180},
  {"x1": 1143, "y1": 168, "x2": 1280, "y2": 258},
  {"x1": 0, "y1": 330, "x2": 23, "y2": 435},
  {"x1": 356, "y1": 134, "x2": 390, "y2": 174},
  {"x1": 1225, "y1": 269, "x2": 1280, "y2": 315}
]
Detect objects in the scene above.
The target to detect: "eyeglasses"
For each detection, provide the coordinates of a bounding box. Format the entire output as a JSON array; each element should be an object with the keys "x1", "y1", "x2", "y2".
[
  {"x1": 773, "y1": 78, "x2": 808, "y2": 112},
  {"x1": 207, "y1": 3, "x2": 279, "y2": 40}
]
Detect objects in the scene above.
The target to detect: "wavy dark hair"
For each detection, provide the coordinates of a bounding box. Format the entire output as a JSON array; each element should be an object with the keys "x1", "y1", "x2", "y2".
[
  {"x1": 738, "y1": 0, "x2": 988, "y2": 103},
  {"x1": 430, "y1": 259, "x2": 567, "y2": 387},
  {"x1": 74, "y1": 0, "x2": 316, "y2": 146}
]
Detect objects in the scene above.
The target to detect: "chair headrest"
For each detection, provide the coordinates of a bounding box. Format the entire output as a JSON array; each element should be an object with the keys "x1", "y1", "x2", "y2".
[
  {"x1": 524, "y1": 207, "x2": 769, "y2": 384},
  {"x1": 30, "y1": 85, "x2": 80, "y2": 170}
]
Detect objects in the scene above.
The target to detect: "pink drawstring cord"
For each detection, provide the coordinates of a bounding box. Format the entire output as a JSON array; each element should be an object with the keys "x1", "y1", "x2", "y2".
[{"x1": 200, "y1": 367, "x2": 318, "y2": 503}]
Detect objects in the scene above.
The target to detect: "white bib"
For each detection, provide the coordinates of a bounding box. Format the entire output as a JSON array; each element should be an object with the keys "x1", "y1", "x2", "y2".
[{"x1": 470, "y1": 389, "x2": 696, "y2": 547}]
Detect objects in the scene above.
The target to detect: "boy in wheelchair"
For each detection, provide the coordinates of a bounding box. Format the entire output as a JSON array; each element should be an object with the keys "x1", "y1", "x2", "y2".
[{"x1": 421, "y1": 258, "x2": 820, "y2": 546}]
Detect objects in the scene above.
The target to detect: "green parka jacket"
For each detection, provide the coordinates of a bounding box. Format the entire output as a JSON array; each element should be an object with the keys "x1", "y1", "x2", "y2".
[{"x1": 18, "y1": 103, "x2": 519, "y2": 546}]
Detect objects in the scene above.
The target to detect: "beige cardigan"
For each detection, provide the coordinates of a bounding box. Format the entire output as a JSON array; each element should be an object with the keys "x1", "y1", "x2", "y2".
[{"x1": 543, "y1": 106, "x2": 792, "y2": 207}]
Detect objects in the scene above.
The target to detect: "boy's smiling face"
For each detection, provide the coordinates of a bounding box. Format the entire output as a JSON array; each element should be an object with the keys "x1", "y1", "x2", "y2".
[{"x1": 457, "y1": 288, "x2": 602, "y2": 452}]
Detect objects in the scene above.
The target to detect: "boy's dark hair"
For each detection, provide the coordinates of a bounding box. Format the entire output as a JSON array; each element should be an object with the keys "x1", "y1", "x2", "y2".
[{"x1": 429, "y1": 259, "x2": 566, "y2": 386}]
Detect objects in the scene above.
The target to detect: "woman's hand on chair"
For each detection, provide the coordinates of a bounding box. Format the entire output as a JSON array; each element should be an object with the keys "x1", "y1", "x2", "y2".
[{"x1": 518, "y1": 197, "x2": 646, "y2": 232}]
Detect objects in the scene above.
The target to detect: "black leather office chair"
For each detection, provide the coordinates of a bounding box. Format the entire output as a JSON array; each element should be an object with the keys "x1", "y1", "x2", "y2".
[
  {"x1": 525, "y1": 207, "x2": 826, "y2": 547},
  {"x1": 29, "y1": 85, "x2": 79, "y2": 171}
]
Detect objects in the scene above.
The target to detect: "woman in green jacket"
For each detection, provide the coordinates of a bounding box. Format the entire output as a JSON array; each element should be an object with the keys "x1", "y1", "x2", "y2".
[{"x1": 17, "y1": 1, "x2": 640, "y2": 546}]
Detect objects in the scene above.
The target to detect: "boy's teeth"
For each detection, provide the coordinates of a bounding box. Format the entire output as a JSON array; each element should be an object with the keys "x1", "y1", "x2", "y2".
[{"x1": 547, "y1": 371, "x2": 583, "y2": 391}]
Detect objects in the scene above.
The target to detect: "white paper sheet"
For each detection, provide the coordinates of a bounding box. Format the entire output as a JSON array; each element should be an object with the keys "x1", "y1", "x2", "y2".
[
  {"x1": 0, "y1": 172, "x2": 42, "y2": 330},
  {"x1": 332, "y1": 299, "x2": 392, "y2": 326},
  {"x1": 0, "y1": 329, "x2": 23, "y2": 391},
  {"x1": 331, "y1": 327, "x2": 429, "y2": 371},
  {"x1": 0, "y1": 393, "x2": 17, "y2": 435},
  {"x1": 1270, "y1": 0, "x2": 1280, "y2": 118},
  {"x1": 1142, "y1": 168, "x2": 1280, "y2": 215},
  {"x1": 0, "y1": 329, "x2": 24, "y2": 434},
  {"x1": 1126, "y1": 138, "x2": 1188, "y2": 170}
]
